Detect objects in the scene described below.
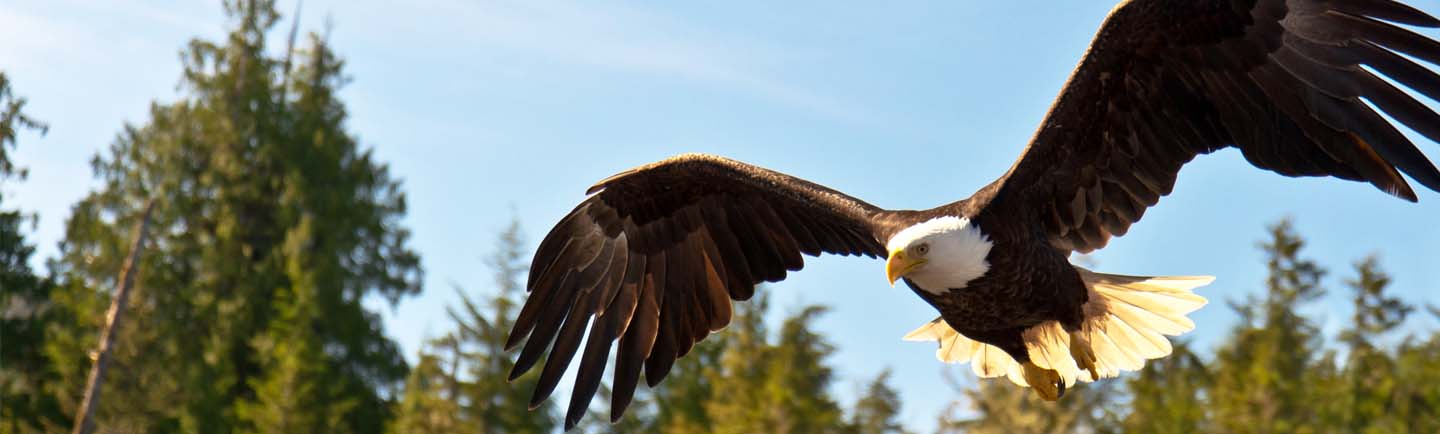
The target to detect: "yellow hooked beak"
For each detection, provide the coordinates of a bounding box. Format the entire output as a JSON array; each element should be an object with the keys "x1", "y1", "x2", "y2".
[{"x1": 886, "y1": 249, "x2": 927, "y2": 287}]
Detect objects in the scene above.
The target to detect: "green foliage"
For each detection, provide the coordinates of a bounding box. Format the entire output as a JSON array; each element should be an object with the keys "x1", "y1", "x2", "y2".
[
  {"x1": 40, "y1": 1, "x2": 421, "y2": 433},
  {"x1": 644, "y1": 323, "x2": 730, "y2": 434},
  {"x1": 848, "y1": 369, "x2": 908, "y2": 434},
  {"x1": 389, "y1": 351, "x2": 466, "y2": 434},
  {"x1": 708, "y1": 303, "x2": 847, "y2": 434},
  {"x1": 0, "y1": 72, "x2": 48, "y2": 179},
  {"x1": 583, "y1": 293, "x2": 901, "y2": 434},
  {"x1": 743, "y1": 304, "x2": 846, "y2": 434},
  {"x1": 1340, "y1": 257, "x2": 1411, "y2": 350},
  {"x1": 387, "y1": 220, "x2": 557, "y2": 434},
  {"x1": 1389, "y1": 328, "x2": 1440, "y2": 432},
  {"x1": 1119, "y1": 341, "x2": 1210, "y2": 434},
  {"x1": 937, "y1": 372, "x2": 1115, "y2": 434},
  {"x1": 1321, "y1": 257, "x2": 1412, "y2": 433},
  {"x1": 449, "y1": 220, "x2": 558, "y2": 433},
  {"x1": 1210, "y1": 219, "x2": 1326, "y2": 434},
  {"x1": 1, "y1": 71, "x2": 67, "y2": 434}
]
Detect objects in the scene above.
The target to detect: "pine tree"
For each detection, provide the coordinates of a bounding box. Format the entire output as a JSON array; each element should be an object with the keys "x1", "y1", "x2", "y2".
[
  {"x1": 43, "y1": 2, "x2": 420, "y2": 432},
  {"x1": 388, "y1": 220, "x2": 557, "y2": 434},
  {"x1": 389, "y1": 350, "x2": 467, "y2": 434},
  {"x1": 1119, "y1": 340, "x2": 1210, "y2": 434},
  {"x1": 652, "y1": 335, "x2": 729, "y2": 434},
  {"x1": 936, "y1": 372, "x2": 1116, "y2": 434},
  {"x1": 582, "y1": 301, "x2": 737, "y2": 434},
  {"x1": 1323, "y1": 257, "x2": 1411, "y2": 432},
  {"x1": 1, "y1": 71, "x2": 66, "y2": 434},
  {"x1": 702, "y1": 301, "x2": 849, "y2": 434},
  {"x1": 451, "y1": 221, "x2": 557, "y2": 433},
  {"x1": 1210, "y1": 220, "x2": 1325, "y2": 434},
  {"x1": 1390, "y1": 313, "x2": 1440, "y2": 433},
  {"x1": 237, "y1": 25, "x2": 420, "y2": 434},
  {"x1": 847, "y1": 369, "x2": 907, "y2": 434},
  {"x1": 761, "y1": 305, "x2": 847, "y2": 433},
  {"x1": 592, "y1": 293, "x2": 862, "y2": 434},
  {"x1": 0, "y1": 72, "x2": 47, "y2": 175}
]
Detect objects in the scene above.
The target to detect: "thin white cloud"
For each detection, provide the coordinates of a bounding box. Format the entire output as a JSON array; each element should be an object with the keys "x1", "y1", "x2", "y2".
[
  {"x1": 0, "y1": 6, "x2": 95, "y2": 72},
  {"x1": 4, "y1": 0, "x2": 870, "y2": 122},
  {"x1": 0, "y1": 1, "x2": 218, "y2": 74},
  {"x1": 421, "y1": 0, "x2": 872, "y2": 122}
]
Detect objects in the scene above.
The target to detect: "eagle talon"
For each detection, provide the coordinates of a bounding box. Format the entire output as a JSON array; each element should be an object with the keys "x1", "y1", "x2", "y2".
[
  {"x1": 1069, "y1": 331, "x2": 1100, "y2": 380},
  {"x1": 1022, "y1": 362, "x2": 1064, "y2": 401}
]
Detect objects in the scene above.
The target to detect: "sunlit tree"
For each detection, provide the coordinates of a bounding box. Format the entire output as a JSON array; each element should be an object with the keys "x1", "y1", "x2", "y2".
[
  {"x1": 389, "y1": 220, "x2": 557, "y2": 433},
  {"x1": 1119, "y1": 341, "x2": 1210, "y2": 434},
  {"x1": 1210, "y1": 220, "x2": 1326, "y2": 434},
  {"x1": 847, "y1": 368, "x2": 908, "y2": 434},
  {"x1": 0, "y1": 71, "x2": 65, "y2": 434},
  {"x1": 937, "y1": 371, "x2": 1116, "y2": 434},
  {"x1": 44, "y1": 1, "x2": 420, "y2": 432}
]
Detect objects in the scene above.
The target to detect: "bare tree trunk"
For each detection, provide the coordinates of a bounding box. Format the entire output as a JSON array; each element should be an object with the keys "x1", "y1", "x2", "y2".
[
  {"x1": 71, "y1": 200, "x2": 156, "y2": 434},
  {"x1": 279, "y1": 0, "x2": 303, "y2": 102}
]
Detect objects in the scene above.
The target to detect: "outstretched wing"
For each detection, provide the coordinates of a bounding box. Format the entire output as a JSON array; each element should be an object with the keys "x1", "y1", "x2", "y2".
[
  {"x1": 505, "y1": 153, "x2": 895, "y2": 429},
  {"x1": 988, "y1": 0, "x2": 1440, "y2": 253}
]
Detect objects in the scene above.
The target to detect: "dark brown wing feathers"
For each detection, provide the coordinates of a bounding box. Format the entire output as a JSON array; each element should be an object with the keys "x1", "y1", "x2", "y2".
[
  {"x1": 512, "y1": 0, "x2": 1440, "y2": 429},
  {"x1": 991, "y1": 0, "x2": 1440, "y2": 253},
  {"x1": 506, "y1": 154, "x2": 896, "y2": 429}
]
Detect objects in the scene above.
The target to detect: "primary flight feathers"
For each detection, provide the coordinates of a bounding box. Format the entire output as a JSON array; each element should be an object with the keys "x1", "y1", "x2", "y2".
[{"x1": 505, "y1": 0, "x2": 1440, "y2": 430}]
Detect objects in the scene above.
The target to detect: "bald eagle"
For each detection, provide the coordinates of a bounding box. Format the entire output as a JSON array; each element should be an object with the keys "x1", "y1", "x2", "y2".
[{"x1": 505, "y1": 0, "x2": 1440, "y2": 429}]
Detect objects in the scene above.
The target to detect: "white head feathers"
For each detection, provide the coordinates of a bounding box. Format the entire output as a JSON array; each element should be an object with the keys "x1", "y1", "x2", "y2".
[{"x1": 887, "y1": 216, "x2": 994, "y2": 294}]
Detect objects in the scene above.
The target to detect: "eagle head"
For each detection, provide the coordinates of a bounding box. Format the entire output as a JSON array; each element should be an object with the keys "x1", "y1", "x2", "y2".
[{"x1": 885, "y1": 216, "x2": 994, "y2": 294}]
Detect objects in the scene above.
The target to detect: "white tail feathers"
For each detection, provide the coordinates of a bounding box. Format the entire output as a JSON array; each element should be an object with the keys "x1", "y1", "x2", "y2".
[
  {"x1": 903, "y1": 319, "x2": 1029, "y2": 387},
  {"x1": 1073, "y1": 268, "x2": 1211, "y2": 382},
  {"x1": 902, "y1": 267, "x2": 1211, "y2": 388}
]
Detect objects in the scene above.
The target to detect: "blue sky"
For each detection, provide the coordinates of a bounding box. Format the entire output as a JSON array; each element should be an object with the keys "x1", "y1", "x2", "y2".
[{"x1": 5, "y1": 1, "x2": 1440, "y2": 431}]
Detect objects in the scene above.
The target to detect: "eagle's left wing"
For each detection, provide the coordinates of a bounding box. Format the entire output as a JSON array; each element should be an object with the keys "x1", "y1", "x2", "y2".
[{"x1": 987, "y1": 0, "x2": 1440, "y2": 253}]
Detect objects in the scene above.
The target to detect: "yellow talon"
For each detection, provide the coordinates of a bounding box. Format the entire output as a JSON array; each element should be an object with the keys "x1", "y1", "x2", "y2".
[
  {"x1": 1022, "y1": 362, "x2": 1064, "y2": 401},
  {"x1": 1069, "y1": 332, "x2": 1100, "y2": 380}
]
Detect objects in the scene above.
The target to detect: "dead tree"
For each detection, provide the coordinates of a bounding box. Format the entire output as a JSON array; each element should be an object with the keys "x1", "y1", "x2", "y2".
[{"x1": 71, "y1": 200, "x2": 155, "y2": 434}]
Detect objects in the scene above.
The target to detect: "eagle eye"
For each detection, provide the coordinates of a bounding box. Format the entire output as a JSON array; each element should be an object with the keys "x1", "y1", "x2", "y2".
[{"x1": 916, "y1": 244, "x2": 929, "y2": 255}]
